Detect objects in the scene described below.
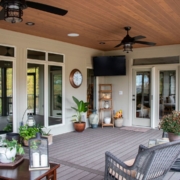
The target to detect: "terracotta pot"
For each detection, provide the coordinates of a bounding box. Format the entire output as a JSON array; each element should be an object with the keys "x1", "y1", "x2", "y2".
[
  {"x1": 23, "y1": 139, "x2": 29, "y2": 146},
  {"x1": 168, "y1": 132, "x2": 180, "y2": 142},
  {"x1": 73, "y1": 122, "x2": 86, "y2": 132}
]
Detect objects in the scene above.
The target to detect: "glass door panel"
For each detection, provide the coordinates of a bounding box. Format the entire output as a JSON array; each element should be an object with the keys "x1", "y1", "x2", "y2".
[
  {"x1": 27, "y1": 64, "x2": 44, "y2": 126},
  {"x1": 159, "y1": 71, "x2": 176, "y2": 119},
  {"x1": 48, "y1": 66, "x2": 62, "y2": 126},
  {"x1": 133, "y1": 70, "x2": 151, "y2": 127},
  {"x1": 87, "y1": 69, "x2": 94, "y2": 118},
  {"x1": 0, "y1": 61, "x2": 13, "y2": 132}
]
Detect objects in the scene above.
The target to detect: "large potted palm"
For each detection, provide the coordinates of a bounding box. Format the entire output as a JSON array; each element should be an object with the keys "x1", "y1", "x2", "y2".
[{"x1": 71, "y1": 96, "x2": 89, "y2": 132}]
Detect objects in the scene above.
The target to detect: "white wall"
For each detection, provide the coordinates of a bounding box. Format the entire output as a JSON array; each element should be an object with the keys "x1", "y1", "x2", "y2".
[{"x1": 0, "y1": 28, "x2": 104, "y2": 135}]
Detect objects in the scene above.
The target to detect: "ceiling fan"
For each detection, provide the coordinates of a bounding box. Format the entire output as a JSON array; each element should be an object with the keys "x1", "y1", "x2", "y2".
[
  {"x1": 101, "y1": 26, "x2": 156, "y2": 53},
  {"x1": 0, "y1": 0, "x2": 68, "y2": 23}
]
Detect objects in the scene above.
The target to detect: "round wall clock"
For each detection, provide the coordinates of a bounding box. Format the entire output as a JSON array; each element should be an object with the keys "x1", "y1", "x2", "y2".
[{"x1": 69, "y1": 69, "x2": 83, "y2": 88}]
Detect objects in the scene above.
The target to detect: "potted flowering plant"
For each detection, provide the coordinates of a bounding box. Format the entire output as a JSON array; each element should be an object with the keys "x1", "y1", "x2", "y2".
[
  {"x1": 159, "y1": 111, "x2": 180, "y2": 141},
  {"x1": 114, "y1": 110, "x2": 123, "y2": 127}
]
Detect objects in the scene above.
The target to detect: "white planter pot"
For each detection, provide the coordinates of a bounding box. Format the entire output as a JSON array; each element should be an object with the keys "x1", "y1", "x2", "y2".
[
  {"x1": 104, "y1": 117, "x2": 111, "y2": 124},
  {"x1": 114, "y1": 118, "x2": 123, "y2": 127},
  {"x1": 0, "y1": 147, "x2": 16, "y2": 163}
]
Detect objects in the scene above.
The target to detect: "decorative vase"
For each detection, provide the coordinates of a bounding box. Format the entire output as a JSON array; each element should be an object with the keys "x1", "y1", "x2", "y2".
[
  {"x1": 168, "y1": 132, "x2": 180, "y2": 142},
  {"x1": 89, "y1": 112, "x2": 99, "y2": 128},
  {"x1": 114, "y1": 118, "x2": 123, "y2": 127}
]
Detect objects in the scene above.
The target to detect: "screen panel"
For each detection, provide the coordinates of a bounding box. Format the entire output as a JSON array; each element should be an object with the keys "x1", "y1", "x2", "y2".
[{"x1": 92, "y1": 56, "x2": 126, "y2": 76}]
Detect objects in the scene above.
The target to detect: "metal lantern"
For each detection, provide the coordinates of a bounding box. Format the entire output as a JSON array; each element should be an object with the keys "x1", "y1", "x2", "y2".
[
  {"x1": 29, "y1": 133, "x2": 50, "y2": 170},
  {"x1": 26, "y1": 113, "x2": 36, "y2": 127}
]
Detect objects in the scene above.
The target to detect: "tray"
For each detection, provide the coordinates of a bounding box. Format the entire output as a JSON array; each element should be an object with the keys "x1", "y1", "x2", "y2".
[{"x1": 0, "y1": 155, "x2": 24, "y2": 167}]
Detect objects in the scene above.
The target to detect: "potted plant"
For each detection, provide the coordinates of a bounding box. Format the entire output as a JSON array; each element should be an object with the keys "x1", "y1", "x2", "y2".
[
  {"x1": 159, "y1": 111, "x2": 180, "y2": 142},
  {"x1": 0, "y1": 138, "x2": 24, "y2": 163},
  {"x1": 42, "y1": 128, "x2": 53, "y2": 145},
  {"x1": 19, "y1": 125, "x2": 40, "y2": 146},
  {"x1": 114, "y1": 110, "x2": 123, "y2": 127},
  {"x1": 71, "y1": 96, "x2": 89, "y2": 132}
]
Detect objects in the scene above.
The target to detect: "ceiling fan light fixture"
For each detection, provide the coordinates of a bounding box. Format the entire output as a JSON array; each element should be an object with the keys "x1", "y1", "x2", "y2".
[
  {"x1": 1, "y1": 0, "x2": 27, "y2": 23},
  {"x1": 4, "y1": 8, "x2": 23, "y2": 23},
  {"x1": 123, "y1": 43, "x2": 133, "y2": 53}
]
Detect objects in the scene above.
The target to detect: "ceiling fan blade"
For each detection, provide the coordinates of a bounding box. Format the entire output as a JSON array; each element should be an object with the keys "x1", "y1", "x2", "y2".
[
  {"x1": 114, "y1": 43, "x2": 122, "y2": 48},
  {"x1": 26, "y1": 1, "x2": 68, "y2": 16},
  {"x1": 134, "y1": 41, "x2": 156, "y2": 46},
  {"x1": 133, "y1": 35, "x2": 146, "y2": 40},
  {"x1": 0, "y1": 8, "x2": 4, "y2": 20}
]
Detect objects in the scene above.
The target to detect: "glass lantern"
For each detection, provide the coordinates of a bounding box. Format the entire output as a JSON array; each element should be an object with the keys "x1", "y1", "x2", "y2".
[
  {"x1": 29, "y1": 133, "x2": 50, "y2": 170},
  {"x1": 26, "y1": 113, "x2": 36, "y2": 127}
]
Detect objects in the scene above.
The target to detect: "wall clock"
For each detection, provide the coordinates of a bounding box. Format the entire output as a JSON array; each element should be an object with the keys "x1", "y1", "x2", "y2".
[{"x1": 69, "y1": 69, "x2": 83, "y2": 88}]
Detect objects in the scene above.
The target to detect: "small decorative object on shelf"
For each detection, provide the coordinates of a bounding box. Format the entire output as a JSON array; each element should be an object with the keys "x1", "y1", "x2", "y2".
[
  {"x1": 29, "y1": 133, "x2": 50, "y2": 170},
  {"x1": 104, "y1": 101, "x2": 109, "y2": 109},
  {"x1": 104, "y1": 117, "x2": 111, "y2": 124}
]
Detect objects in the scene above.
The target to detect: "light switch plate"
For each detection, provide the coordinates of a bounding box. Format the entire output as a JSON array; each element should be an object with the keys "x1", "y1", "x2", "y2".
[{"x1": 119, "y1": 91, "x2": 123, "y2": 95}]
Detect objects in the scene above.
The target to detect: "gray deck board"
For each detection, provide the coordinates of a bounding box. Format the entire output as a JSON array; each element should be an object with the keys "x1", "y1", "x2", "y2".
[{"x1": 34, "y1": 127, "x2": 180, "y2": 180}]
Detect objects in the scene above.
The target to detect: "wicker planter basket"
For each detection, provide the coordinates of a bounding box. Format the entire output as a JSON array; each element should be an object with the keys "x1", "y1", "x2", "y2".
[{"x1": 114, "y1": 118, "x2": 123, "y2": 127}]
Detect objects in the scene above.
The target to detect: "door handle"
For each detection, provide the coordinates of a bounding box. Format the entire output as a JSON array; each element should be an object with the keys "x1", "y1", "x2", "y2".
[{"x1": 132, "y1": 99, "x2": 135, "y2": 101}]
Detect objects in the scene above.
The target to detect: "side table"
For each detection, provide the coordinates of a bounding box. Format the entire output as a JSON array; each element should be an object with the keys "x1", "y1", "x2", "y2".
[{"x1": 0, "y1": 159, "x2": 60, "y2": 180}]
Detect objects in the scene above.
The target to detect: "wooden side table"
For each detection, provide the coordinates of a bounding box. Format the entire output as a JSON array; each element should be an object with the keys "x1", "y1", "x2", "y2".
[{"x1": 0, "y1": 159, "x2": 60, "y2": 180}]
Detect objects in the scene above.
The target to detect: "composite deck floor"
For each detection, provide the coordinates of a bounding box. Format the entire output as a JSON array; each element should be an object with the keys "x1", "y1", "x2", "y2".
[{"x1": 27, "y1": 127, "x2": 180, "y2": 180}]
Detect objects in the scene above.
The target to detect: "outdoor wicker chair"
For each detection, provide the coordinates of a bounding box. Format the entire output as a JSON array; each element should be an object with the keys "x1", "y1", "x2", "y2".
[{"x1": 104, "y1": 140, "x2": 180, "y2": 180}]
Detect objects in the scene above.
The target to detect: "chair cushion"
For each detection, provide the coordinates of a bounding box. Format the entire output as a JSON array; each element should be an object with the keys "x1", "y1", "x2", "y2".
[{"x1": 109, "y1": 158, "x2": 136, "y2": 180}]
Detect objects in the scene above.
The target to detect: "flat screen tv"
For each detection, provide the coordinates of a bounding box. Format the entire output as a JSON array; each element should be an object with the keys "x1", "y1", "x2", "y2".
[{"x1": 92, "y1": 55, "x2": 126, "y2": 76}]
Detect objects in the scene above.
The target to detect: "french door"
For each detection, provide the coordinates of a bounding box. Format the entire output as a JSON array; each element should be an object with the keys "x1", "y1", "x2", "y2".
[
  {"x1": 132, "y1": 69, "x2": 152, "y2": 127},
  {"x1": 159, "y1": 70, "x2": 176, "y2": 119}
]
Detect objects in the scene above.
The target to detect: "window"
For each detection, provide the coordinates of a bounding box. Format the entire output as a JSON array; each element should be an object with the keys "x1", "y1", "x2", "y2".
[
  {"x1": 27, "y1": 49, "x2": 64, "y2": 127},
  {"x1": 27, "y1": 63, "x2": 44, "y2": 126},
  {"x1": 27, "y1": 50, "x2": 45, "y2": 60},
  {"x1": 48, "y1": 66, "x2": 62, "y2": 126},
  {"x1": 0, "y1": 61, "x2": 13, "y2": 132},
  {"x1": 0, "y1": 46, "x2": 14, "y2": 57}
]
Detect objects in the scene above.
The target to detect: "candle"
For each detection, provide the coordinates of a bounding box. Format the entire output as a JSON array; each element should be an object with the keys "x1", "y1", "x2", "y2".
[
  {"x1": 41, "y1": 154, "x2": 48, "y2": 167},
  {"x1": 33, "y1": 152, "x2": 40, "y2": 167}
]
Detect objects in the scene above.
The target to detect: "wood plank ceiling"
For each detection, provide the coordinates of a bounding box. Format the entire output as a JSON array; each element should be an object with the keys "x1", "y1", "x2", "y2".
[{"x1": 0, "y1": 0, "x2": 180, "y2": 51}]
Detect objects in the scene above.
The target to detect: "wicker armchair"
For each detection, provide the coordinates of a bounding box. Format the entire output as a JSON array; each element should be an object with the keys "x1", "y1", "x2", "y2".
[{"x1": 104, "y1": 141, "x2": 180, "y2": 180}]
